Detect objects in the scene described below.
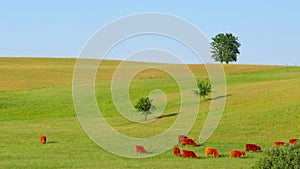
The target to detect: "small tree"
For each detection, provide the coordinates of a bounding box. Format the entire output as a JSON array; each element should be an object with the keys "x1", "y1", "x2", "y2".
[
  {"x1": 134, "y1": 97, "x2": 152, "y2": 121},
  {"x1": 211, "y1": 33, "x2": 241, "y2": 64},
  {"x1": 197, "y1": 79, "x2": 211, "y2": 99}
]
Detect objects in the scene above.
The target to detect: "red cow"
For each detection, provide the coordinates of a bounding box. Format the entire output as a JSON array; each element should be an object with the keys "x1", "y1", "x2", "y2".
[
  {"x1": 181, "y1": 138, "x2": 197, "y2": 147},
  {"x1": 274, "y1": 141, "x2": 285, "y2": 147},
  {"x1": 289, "y1": 139, "x2": 298, "y2": 144},
  {"x1": 230, "y1": 150, "x2": 246, "y2": 158},
  {"x1": 205, "y1": 147, "x2": 219, "y2": 158},
  {"x1": 182, "y1": 150, "x2": 197, "y2": 159},
  {"x1": 135, "y1": 145, "x2": 147, "y2": 154},
  {"x1": 178, "y1": 135, "x2": 187, "y2": 144},
  {"x1": 187, "y1": 138, "x2": 197, "y2": 146},
  {"x1": 181, "y1": 138, "x2": 189, "y2": 146},
  {"x1": 40, "y1": 136, "x2": 46, "y2": 144},
  {"x1": 173, "y1": 146, "x2": 180, "y2": 156},
  {"x1": 246, "y1": 144, "x2": 261, "y2": 152}
]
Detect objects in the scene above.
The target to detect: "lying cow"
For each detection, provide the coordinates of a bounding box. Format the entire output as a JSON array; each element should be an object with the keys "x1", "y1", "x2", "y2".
[
  {"x1": 182, "y1": 150, "x2": 197, "y2": 159},
  {"x1": 181, "y1": 138, "x2": 197, "y2": 147},
  {"x1": 173, "y1": 146, "x2": 180, "y2": 156},
  {"x1": 135, "y1": 145, "x2": 147, "y2": 154},
  {"x1": 205, "y1": 147, "x2": 219, "y2": 158},
  {"x1": 274, "y1": 141, "x2": 285, "y2": 147},
  {"x1": 246, "y1": 144, "x2": 261, "y2": 152},
  {"x1": 40, "y1": 136, "x2": 46, "y2": 144},
  {"x1": 289, "y1": 139, "x2": 298, "y2": 144},
  {"x1": 230, "y1": 150, "x2": 246, "y2": 158}
]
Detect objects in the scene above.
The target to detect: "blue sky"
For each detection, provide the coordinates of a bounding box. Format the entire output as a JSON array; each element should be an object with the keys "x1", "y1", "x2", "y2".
[{"x1": 1, "y1": 1, "x2": 299, "y2": 65}]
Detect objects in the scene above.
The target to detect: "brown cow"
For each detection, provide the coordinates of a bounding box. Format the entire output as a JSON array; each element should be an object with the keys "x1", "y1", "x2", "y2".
[
  {"x1": 178, "y1": 135, "x2": 187, "y2": 144},
  {"x1": 135, "y1": 145, "x2": 147, "y2": 154},
  {"x1": 40, "y1": 136, "x2": 46, "y2": 144},
  {"x1": 205, "y1": 147, "x2": 219, "y2": 158},
  {"x1": 181, "y1": 138, "x2": 197, "y2": 147},
  {"x1": 274, "y1": 141, "x2": 285, "y2": 147},
  {"x1": 289, "y1": 139, "x2": 298, "y2": 144},
  {"x1": 230, "y1": 150, "x2": 246, "y2": 158},
  {"x1": 173, "y1": 146, "x2": 180, "y2": 156},
  {"x1": 246, "y1": 144, "x2": 261, "y2": 152},
  {"x1": 182, "y1": 150, "x2": 197, "y2": 159}
]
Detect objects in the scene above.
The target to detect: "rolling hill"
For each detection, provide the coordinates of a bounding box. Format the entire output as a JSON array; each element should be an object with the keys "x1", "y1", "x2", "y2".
[{"x1": 0, "y1": 57, "x2": 299, "y2": 169}]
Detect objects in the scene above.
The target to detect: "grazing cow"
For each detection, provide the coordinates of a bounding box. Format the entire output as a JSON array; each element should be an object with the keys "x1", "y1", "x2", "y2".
[
  {"x1": 187, "y1": 138, "x2": 198, "y2": 146},
  {"x1": 205, "y1": 147, "x2": 219, "y2": 158},
  {"x1": 182, "y1": 150, "x2": 197, "y2": 159},
  {"x1": 173, "y1": 146, "x2": 180, "y2": 156},
  {"x1": 274, "y1": 141, "x2": 285, "y2": 147},
  {"x1": 181, "y1": 138, "x2": 189, "y2": 146},
  {"x1": 246, "y1": 144, "x2": 261, "y2": 152},
  {"x1": 40, "y1": 136, "x2": 46, "y2": 144},
  {"x1": 135, "y1": 145, "x2": 147, "y2": 154},
  {"x1": 289, "y1": 139, "x2": 298, "y2": 144},
  {"x1": 181, "y1": 138, "x2": 197, "y2": 147},
  {"x1": 230, "y1": 150, "x2": 246, "y2": 158},
  {"x1": 178, "y1": 135, "x2": 187, "y2": 144}
]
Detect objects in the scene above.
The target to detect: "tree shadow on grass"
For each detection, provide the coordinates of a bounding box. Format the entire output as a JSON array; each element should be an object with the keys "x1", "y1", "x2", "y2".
[
  {"x1": 207, "y1": 94, "x2": 232, "y2": 101},
  {"x1": 155, "y1": 112, "x2": 179, "y2": 119},
  {"x1": 192, "y1": 90, "x2": 232, "y2": 101}
]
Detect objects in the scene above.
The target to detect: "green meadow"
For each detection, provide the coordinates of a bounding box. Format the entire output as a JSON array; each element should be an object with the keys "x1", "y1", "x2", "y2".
[{"x1": 0, "y1": 57, "x2": 299, "y2": 169}]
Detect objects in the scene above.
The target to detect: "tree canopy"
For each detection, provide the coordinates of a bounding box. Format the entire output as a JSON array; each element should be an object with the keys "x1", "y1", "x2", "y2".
[
  {"x1": 134, "y1": 97, "x2": 152, "y2": 121},
  {"x1": 211, "y1": 33, "x2": 241, "y2": 64}
]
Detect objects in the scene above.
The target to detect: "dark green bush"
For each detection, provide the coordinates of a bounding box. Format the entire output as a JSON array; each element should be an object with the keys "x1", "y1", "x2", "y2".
[{"x1": 253, "y1": 142, "x2": 300, "y2": 169}]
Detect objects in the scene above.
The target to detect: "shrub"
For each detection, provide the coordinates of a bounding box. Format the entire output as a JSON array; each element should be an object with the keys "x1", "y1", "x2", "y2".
[
  {"x1": 196, "y1": 79, "x2": 211, "y2": 99},
  {"x1": 253, "y1": 142, "x2": 300, "y2": 169}
]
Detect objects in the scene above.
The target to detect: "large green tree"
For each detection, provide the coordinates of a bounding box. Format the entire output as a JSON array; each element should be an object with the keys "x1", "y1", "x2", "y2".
[
  {"x1": 211, "y1": 33, "x2": 241, "y2": 64},
  {"x1": 134, "y1": 97, "x2": 152, "y2": 121}
]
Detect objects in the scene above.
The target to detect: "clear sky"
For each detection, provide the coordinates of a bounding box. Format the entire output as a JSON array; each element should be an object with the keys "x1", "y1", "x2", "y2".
[{"x1": 1, "y1": 1, "x2": 299, "y2": 65}]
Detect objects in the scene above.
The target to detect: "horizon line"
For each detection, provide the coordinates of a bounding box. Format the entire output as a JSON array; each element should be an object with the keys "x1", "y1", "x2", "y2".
[{"x1": 0, "y1": 55, "x2": 297, "y2": 67}]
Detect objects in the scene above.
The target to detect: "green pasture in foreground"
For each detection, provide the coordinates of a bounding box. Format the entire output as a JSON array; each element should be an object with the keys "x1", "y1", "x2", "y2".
[{"x1": 0, "y1": 57, "x2": 299, "y2": 168}]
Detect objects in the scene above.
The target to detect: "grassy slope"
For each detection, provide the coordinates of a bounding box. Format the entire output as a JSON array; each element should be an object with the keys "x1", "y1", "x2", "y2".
[{"x1": 0, "y1": 58, "x2": 299, "y2": 169}]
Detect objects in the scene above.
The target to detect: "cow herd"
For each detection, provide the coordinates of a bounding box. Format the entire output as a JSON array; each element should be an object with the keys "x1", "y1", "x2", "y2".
[
  {"x1": 171, "y1": 135, "x2": 299, "y2": 159},
  {"x1": 40, "y1": 134, "x2": 298, "y2": 159}
]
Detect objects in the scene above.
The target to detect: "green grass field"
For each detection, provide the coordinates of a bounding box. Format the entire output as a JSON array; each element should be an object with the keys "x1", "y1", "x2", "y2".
[{"x1": 1, "y1": 57, "x2": 299, "y2": 169}]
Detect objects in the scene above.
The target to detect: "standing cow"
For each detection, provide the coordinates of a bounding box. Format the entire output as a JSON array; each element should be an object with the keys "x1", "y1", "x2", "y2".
[
  {"x1": 205, "y1": 147, "x2": 219, "y2": 158},
  {"x1": 173, "y1": 146, "x2": 180, "y2": 156},
  {"x1": 274, "y1": 141, "x2": 285, "y2": 147},
  {"x1": 289, "y1": 139, "x2": 298, "y2": 144},
  {"x1": 230, "y1": 150, "x2": 246, "y2": 158},
  {"x1": 40, "y1": 136, "x2": 46, "y2": 144},
  {"x1": 182, "y1": 150, "x2": 198, "y2": 159},
  {"x1": 135, "y1": 145, "x2": 148, "y2": 154},
  {"x1": 246, "y1": 144, "x2": 261, "y2": 152},
  {"x1": 181, "y1": 138, "x2": 197, "y2": 147},
  {"x1": 178, "y1": 135, "x2": 187, "y2": 144}
]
